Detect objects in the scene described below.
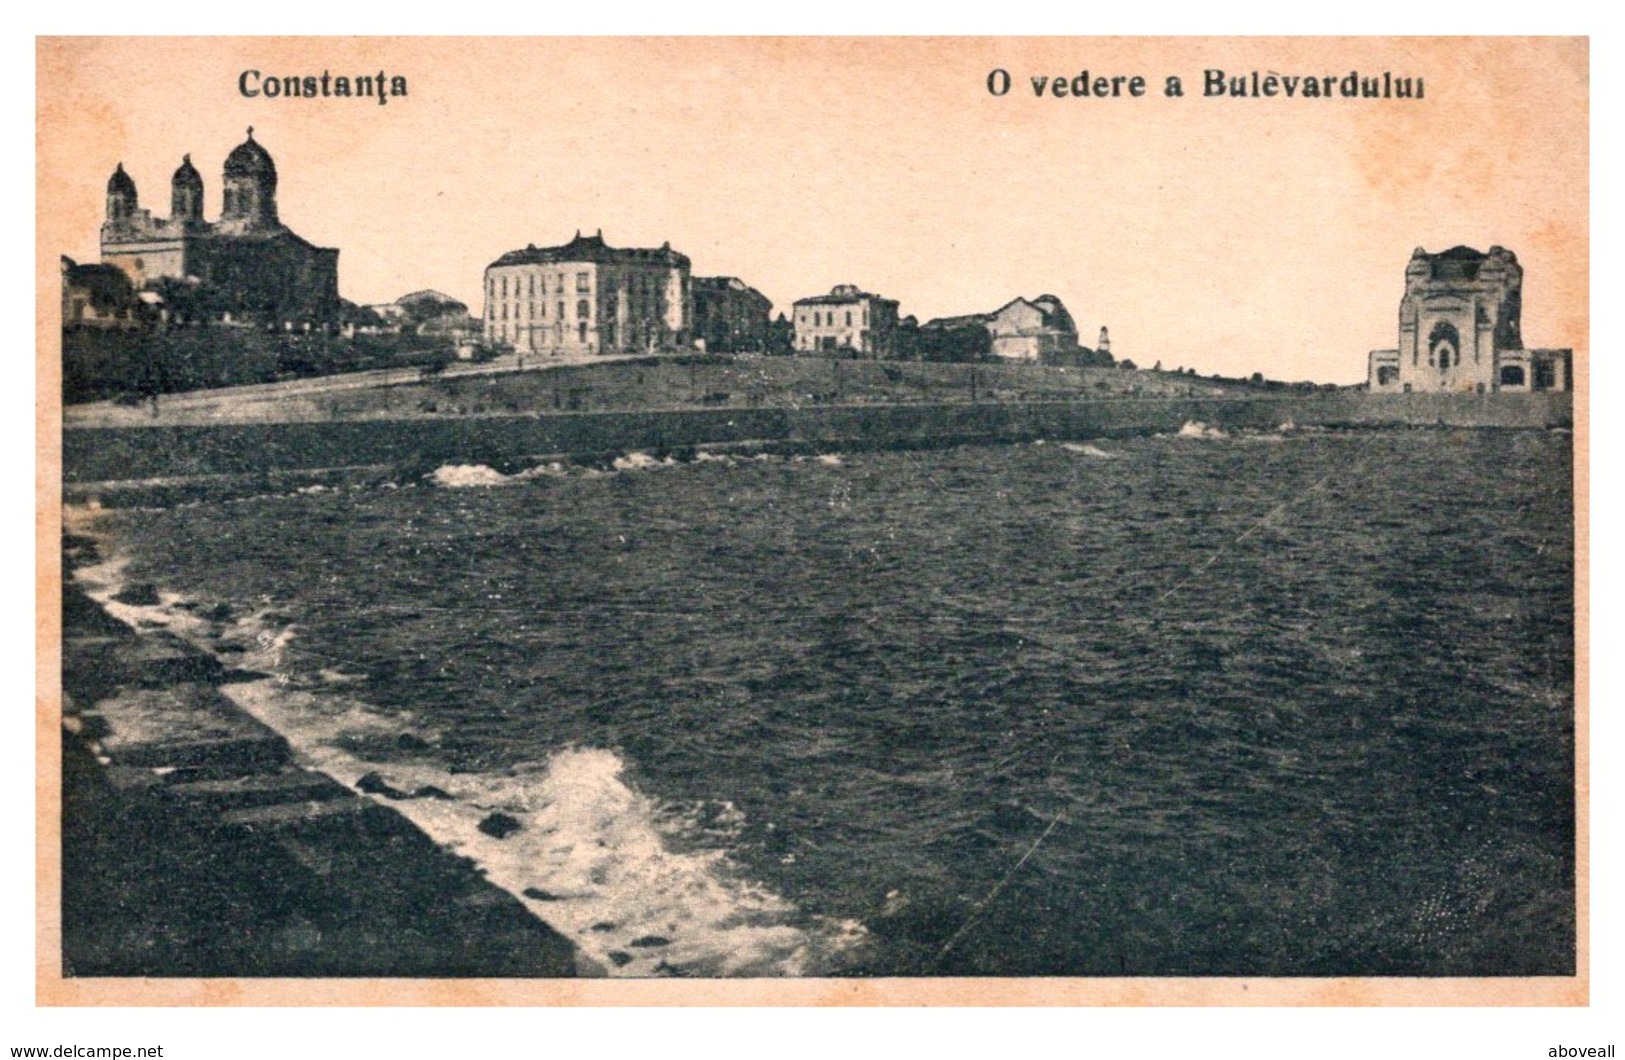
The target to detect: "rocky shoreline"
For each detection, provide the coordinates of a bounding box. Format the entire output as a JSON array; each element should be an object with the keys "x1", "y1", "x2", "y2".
[{"x1": 58, "y1": 533, "x2": 581, "y2": 978}]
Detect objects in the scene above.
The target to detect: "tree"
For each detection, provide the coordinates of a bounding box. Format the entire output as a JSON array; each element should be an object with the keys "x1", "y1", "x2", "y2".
[{"x1": 916, "y1": 324, "x2": 993, "y2": 363}]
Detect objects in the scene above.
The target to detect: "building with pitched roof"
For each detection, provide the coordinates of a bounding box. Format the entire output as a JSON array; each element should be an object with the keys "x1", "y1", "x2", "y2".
[
  {"x1": 60, "y1": 256, "x2": 141, "y2": 328},
  {"x1": 483, "y1": 231, "x2": 692, "y2": 355},
  {"x1": 922, "y1": 295, "x2": 1087, "y2": 362}
]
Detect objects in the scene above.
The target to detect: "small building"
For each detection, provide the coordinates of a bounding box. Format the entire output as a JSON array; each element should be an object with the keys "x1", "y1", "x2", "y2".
[
  {"x1": 61, "y1": 256, "x2": 140, "y2": 328},
  {"x1": 792, "y1": 284, "x2": 899, "y2": 356},
  {"x1": 97, "y1": 129, "x2": 341, "y2": 327},
  {"x1": 1367, "y1": 245, "x2": 1571, "y2": 393},
  {"x1": 363, "y1": 302, "x2": 407, "y2": 325},
  {"x1": 396, "y1": 289, "x2": 467, "y2": 320},
  {"x1": 987, "y1": 295, "x2": 1082, "y2": 361},
  {"x1": 393, "y1": 290, "x2": 477, "y2": 340},
  {"x1": 483, "y1": 231, "x2": 691, "y2": 356},
  {"x1": 921, "y1": 295, "x2": 1099, "y2": 363},
  {"x1": 692, "y1": 277, "x2": 772, "y2": 352}
]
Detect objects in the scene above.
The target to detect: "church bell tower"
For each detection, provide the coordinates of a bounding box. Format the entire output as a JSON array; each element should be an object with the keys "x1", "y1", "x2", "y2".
[
  {"x1": 171, "y1": 154, "x2": 204, "y2": 224},
  {"x1": 105, "y1": 162, "x2": 137, "y2": 224},
  {"x1": 219, "y1": 127, "x2": 279, "y2": 229}
]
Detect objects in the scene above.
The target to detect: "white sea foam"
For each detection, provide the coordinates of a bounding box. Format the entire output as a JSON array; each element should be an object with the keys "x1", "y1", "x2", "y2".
[
  {"x1": 513, "y1": 461, "x2": 573, "y2": 479},
  {"x1": 221, "y1": 675, "x2": 858, "y2": 977},
  {"x1": 428, "y1": 464, "x2": 513, "y2": 488},
  {"x1": 1059, "y1": 442, "x2": 1117, "y2": 458},
  {"x1": 612, "y1": 451, "x2": 675, "y2": 471},
  {"x1": 65, "y1": 507, "x2": 862, "y2": 977},
  {"x1": 1177, "y1": 420, "x2": 1229, "y2": 439}
]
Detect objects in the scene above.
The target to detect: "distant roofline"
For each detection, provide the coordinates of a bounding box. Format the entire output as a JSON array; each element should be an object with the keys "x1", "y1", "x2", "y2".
[
  {"x1": 924, "y1": 295, "x2": 1076, "y2": 330},
  {"x1": 793, "y1": 287, "x2": 894, "y2": 306},
  {"x1": 396, "y1": 289, "x2": 465, "y2": 304},
  {"x1": 920, "y1": 312, "x2": 993, "y2": 330},
  {"x1": 102, "y1": 222, "x2": 337, "y2": 256},
  {"x1": 487, "y1": 231, "x2": 690, "y2": 270}
]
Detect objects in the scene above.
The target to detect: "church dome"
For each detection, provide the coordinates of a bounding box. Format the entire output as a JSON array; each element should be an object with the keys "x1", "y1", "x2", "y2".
[
  {"x1": 171, "y1": 153, "x2": 203, "y2": 190},
  {"x1": 106, "y1": 162, "x2": 136, "y2": 197},
  {"x1": 223, "y1": 128, "x2": 277, "y2": 183}
]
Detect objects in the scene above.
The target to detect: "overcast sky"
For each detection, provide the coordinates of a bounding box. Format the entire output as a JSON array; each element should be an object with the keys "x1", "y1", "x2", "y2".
[{"x1": 40, "y1": 37, "x2": 1586, "y2": 383}]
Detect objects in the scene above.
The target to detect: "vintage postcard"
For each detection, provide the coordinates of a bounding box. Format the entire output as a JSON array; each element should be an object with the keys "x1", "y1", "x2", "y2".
[{"x1": 36, "y1": 36, "x2": 1586, "y2": 1009}]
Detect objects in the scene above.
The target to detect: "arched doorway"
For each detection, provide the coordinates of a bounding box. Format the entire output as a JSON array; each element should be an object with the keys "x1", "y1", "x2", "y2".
[{"x1": 1428, "y1": 321, "x2": 1460, "y2": 370}]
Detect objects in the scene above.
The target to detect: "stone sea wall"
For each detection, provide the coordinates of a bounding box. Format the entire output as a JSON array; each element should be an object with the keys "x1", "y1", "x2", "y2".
[
  {"x1": 63, "y1": 392, "x2": 1572, "y2": 485},
  {"x1": 59, "y1": 546, "x2": 582, "y2": 978}
]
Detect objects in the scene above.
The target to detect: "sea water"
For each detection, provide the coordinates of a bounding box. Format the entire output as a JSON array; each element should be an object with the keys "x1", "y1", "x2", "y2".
[{"x1": 69, "y1": 427, "x2": 1575, "y2": 977}]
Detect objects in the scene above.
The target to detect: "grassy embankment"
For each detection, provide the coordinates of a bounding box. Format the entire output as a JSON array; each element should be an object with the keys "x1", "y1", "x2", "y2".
[{"x1": 218, "y1": 356, "x2": 1269, "y2": 424}]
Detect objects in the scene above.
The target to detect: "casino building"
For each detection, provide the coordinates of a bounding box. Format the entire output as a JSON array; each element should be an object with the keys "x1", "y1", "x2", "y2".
[
  {"x1": 98, "y1": 128, "x2": 341, "y2": 326},
  {"x1": 483, "y1": 231, "x2": 692, "y2": 355},
  {"x1": 1367, "y1": 245, "x2": 1570, "y2": 394}
]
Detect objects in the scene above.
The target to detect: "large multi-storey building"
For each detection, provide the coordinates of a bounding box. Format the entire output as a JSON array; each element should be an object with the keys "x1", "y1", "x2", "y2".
[
  {"x1": 692, "y1": 276, "x2": 772, "y2": 352},
  {"x1": 483, "y1": 231, "x2": 691, "y2": 355},
  {"x1": 97, "y1": 129, "x2": 341, "y2": 326},
  {"x1": 792, "y1": 284, "x2": 899, "y2": 356},
  {"x1": 1367, "y1": 245, "x2": 1570, "y2": 393}
]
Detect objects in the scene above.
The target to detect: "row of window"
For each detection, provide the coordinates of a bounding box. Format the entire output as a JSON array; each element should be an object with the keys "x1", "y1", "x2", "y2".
[
  {"x1": 800, "y1": 332, "x2": 869, "y2": 350},
  {"x1": 1381, "y1": 361, "x2": 1559, "y2": 389},
  {"x1": 492, "y1": 322, "x2": 594, "y2": 345},
  {"x1": 489, "y1": 277, "x2": 675, "y2": 325},
  {"x1": 800, "y1": 308, "x2": 868, "y2": 328},
  {"x1": 490, "y1": 293, "x2": 674, "y2": 321},
  {"x1": 491, "y1": 269, "x2": 684, "y2": 301},
  {"x1": 221, "y1": 186, "x2": 263, "y2": 215},
  {"x1": 1381, "y1": 365, "x2": 1558, "y2": 390},
  {"x1": 491, "y1": 271, "x2": 593, "y2": 299},
  {"x1": 495, "y1": 299, "x2": 594, "y2": 322}
]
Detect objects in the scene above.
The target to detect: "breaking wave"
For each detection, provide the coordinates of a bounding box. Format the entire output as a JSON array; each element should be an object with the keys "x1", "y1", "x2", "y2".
[
  {"x1": 1177, "y1": 420, "x2": 1229, "y2": 439},
  {"x1": 1059, "y1": 442, "x2": 1118, "y2": 458},
  {"x1": 427, "y1": 451, "x2": 695, "y2": 488},
  {"x1": 225, "y1": 660, "x2": 860, "y2": 977},
  {"x1": 428, "y1": 464, "x2": 514, "y2": 488},
  {"x1": 612, "y1": 451, "x2": 676, "y2": 471},
  {"x1": 64, "y1": 508, "x2": 863, "y2": 977}
]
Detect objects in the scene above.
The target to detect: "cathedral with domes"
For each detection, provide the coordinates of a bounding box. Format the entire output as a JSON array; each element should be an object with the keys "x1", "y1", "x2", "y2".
[{"x1": 98, "y1": 129, "x2": 340, "y2": 325}]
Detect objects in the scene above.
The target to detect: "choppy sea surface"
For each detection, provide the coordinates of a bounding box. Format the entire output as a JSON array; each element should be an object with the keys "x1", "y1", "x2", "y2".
[{"x1": 73, "y1": 426, "x2": 1575, "y2": 977}]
